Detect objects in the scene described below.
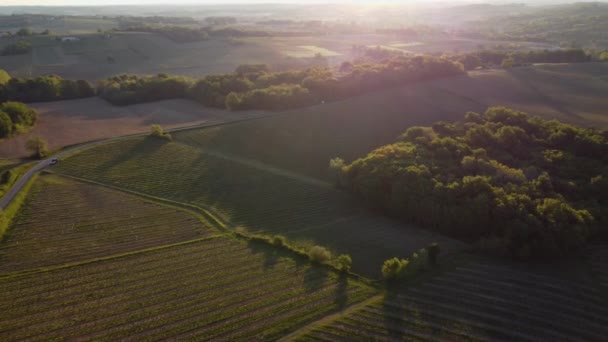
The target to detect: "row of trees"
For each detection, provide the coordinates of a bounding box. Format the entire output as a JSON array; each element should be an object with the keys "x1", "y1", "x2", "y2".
[
  {"x1": 97, "y1": 56, "x2": 465, "y2": 110},
  {"x1": 0, "y1": 102, "x2": 38, "y2": 139},
  {"x1": 335, "y1": 107, "x2": 607, "y2": 259},
  {"x1": 0, "y1": 73, "x2": 95, "y2": 103},
  {"x1": 1, "y1": 41, "x2": 32, "y2": 56},
  {"x1": 450, "y1": 49, "x2": 591, "y2": 70}
]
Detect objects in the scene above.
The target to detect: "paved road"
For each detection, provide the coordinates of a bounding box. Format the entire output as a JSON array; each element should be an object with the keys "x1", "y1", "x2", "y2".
[{"x1": 0, "y1": 112, "x2": 277, "y2": 210}]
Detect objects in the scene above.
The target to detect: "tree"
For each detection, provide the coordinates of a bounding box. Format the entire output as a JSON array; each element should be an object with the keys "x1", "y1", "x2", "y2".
[
  {"x1": 149, "y1": 124, "x2": 172, "y2": 141},
  {"x1": 16, "y1": 28, "x2": 32, "y2": 36},
  {"x1": 501, "y1": 57, "x2": 514, "y2": 69},
  {"x1": 308, "y1": 245, "x2": 331, "y2": 263},
  {"x1": 25, "y1": 136, "x2": 48, "y2": 159},
  {"x1": 336, "y1": 254, "x2": 352, "y2": 272},
  {"x1": 0, "y1": 69, "x2": 10, "y2": 85},
  {"x1": 0, "y1": 112, "x2": 13, "y2": 138}
]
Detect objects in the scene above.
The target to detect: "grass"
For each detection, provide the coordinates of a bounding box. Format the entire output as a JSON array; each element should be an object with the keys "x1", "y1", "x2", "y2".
[
  {"x1": 0, "y1": 174, "x2": 218, "y2": 273},
  {"x1": 0, "y1": 235, "x2": 376, "y2": 341},
  {"x1": 283, "y1": 45, "x2": 342, "y2": 58},
  {"x1": 0, "y1": 162, "x2": 35, "y2": 198},
  {"x1": 0, "y1": 173, "x2": 38, "y2": 243},
  {"x1": 298, "y1": 257, "x2": 608, "y2": 341},
  {"x1": 55, "y1": 137, "x2": 466, "y2": 278}
]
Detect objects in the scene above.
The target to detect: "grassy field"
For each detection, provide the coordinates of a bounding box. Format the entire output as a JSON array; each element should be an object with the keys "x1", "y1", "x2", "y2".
[
  {"x1": 54, "y1": 137, "x2": 467, "y2": 278},
  {"x1": 154, "y1": 63, "x2": 608, "y2": 181},
  {"x1": 0, "y1": 175, "x2": 216, "y2": 273},
  {"x1": 298, "y1": 258, "x2": 608, "y2": 341},
  {"x1": 0, "y1": 97, "x2": 267, "y2": 159},
  {"x1": 0, "y1": 235, "x2": 375, "y2": 340}
]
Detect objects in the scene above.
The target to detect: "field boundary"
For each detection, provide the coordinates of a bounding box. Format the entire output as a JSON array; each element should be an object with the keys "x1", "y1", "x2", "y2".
[
  {"x1": 278, "y1": 293, "x2": 384, "y2": 341},
  {"x1": 0, "y1": 173, "x2": 39, "y2": 243},
  {"x1": 54, "y1": 173, "x2": 233, "y2": 233},
  {"x1": 0, "y1": 235, "x2": 224, "y2": 280}
]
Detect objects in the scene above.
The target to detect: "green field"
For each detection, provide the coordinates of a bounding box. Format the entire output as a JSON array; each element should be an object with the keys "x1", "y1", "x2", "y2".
[
  {"x1": 299, "y1": 259, "x2": 608, "y2": 341},
  {"x1": 54, "y1": 137, "x2": 466, "y2": 278},
  {"x1": 0, "y1": 175, "x2": 215, "y2": 273},
  {"x1": 0, "y1": 236, "x2": 375, "y2": 340},
  {"x1": 0, "y1": 173, "x2": 376, "y2": 340}
]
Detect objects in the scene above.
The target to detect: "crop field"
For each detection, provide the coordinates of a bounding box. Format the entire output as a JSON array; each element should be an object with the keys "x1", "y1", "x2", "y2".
[
  {"x1": 0, "y1": 175, "x2": 216, "y2": 273},
  {"x1": 0, "y1": 235, "x2": 376, "y2": 340},
  {"x1": 54, "y1": 137, "x2": 466, "y2": 277},
  {"x1": 299, "y1": 260, "x2": 608, "y2": 341},
  {"x1": 589, "y1": 245, "x2": 608, "y2": 290},
  {"x1": 0, "y1": 96, "x2": 260, "y2": 159}
]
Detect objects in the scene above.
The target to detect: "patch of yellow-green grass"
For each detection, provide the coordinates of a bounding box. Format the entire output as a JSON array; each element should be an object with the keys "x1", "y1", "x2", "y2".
[
  {"x1": 283, "y1": 45, "x2": 342, "y2": 58},
  {"x1": 390, "y1": 42, "x2": 424, "y2": 47}
]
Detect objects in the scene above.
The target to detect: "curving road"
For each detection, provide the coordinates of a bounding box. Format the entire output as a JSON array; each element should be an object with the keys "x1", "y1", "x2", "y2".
[{"x1": 0, "y1": 112, "x2": 277, "y2": 210}]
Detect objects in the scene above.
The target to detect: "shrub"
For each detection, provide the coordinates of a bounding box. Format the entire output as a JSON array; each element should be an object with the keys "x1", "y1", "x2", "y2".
[
  {"x1": 381, "y1": 257, "x2": 409, "y2": 280},
  {"x1": 149, "y1": 124, "x2": 172, "y2": 141},
  {"x1": 308, "y1": 245, "x2": 331, "y2": 263},
  {"x1": 272, "y1": 235, "x2": 286, "y2": 247},
  {"x1": 426, "y1": 243, "x2": 440, "y2": 266},
  {"x1": 25, "y1": 136, "x2": 48, "y2": 159},
  {"x1": 336, "y1": 254, "x2": 352, "y2": 272}
]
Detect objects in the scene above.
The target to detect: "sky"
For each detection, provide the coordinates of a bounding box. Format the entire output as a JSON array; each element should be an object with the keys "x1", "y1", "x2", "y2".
[{"x1": 0, "y1": 0, "x2": 477, "y2": 5}]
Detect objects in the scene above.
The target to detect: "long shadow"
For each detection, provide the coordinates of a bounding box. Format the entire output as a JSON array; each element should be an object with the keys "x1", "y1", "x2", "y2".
[
  {"x1": 382, "y1": 286, "x2": 406, "y2": 341},
  {"x1": 96, "y1": 137, "x2": 165, "y2": 175},
  {"x1": 304, "y1": 264, "x2": 329, "y2": 293},
  {"x1": 246, "y1": 239, "x2": 279, "y2": 270},
  {"x1": 333, "y1": 273, "x2": 349, "y2": 310}
]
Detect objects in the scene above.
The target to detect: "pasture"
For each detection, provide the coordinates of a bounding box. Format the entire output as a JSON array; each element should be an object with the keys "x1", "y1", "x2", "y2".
[
  {"x1": 54, "y1": 137, "x2": 467, "y2": 278},
  {"x1": 299, "y1": 258, "x2": 608, "y2": 341},
  {"x1": 0, "y1": 235, "x2": 375, "y2": 340}
]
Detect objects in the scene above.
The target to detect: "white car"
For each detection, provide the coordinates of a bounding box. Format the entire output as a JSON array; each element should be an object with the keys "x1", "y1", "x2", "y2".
[{"x1": 50, "y1": 158, "x2": 58, "y2": 165}]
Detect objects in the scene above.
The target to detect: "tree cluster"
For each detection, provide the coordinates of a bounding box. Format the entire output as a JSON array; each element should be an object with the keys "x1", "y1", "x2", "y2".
[
  {"x1": 97, "y1": 56, "x2": 464, "y2": 111},
  {"x1": 338, "y1": 107, "x2": 608, "y2": 259},
  {"x1": 0, "y1": 74, "x2": 95, "y2": 103},
  {"x1": 1, "y1": 41, "x2": 32, "y2": 56},
  {"x1": 450, "y1": 49, "x2": 591, "y2": 70},
  {"x1": 0, "y1": 102, "x2": 38, "y2": 139}
]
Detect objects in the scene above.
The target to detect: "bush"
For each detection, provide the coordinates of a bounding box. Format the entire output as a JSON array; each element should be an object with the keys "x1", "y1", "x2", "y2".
[
  {"x1": 336, "y1": 254, "x2": 352, "y2": 272},
  {"x1": 25, "y1": 135, "x2": 48, "y2": 159},
  {"x1": 381, "y1": 257, "x2": 409, "y2": 280},
  {"x1": 272, "y1": 235, "x2": 286, "y2": 247},
  {"x1": 149, "y1": 124, "x2": 172, "y2": 141},
  {"x1": 426, "y1": 243, "x2": 440, "y2": 266},
  {"x1": 1, "y1": 41, "x2": 32, "y2": 56},
  {"x1": 308, "y1": 245, "x2": 332, "y2": 263}
]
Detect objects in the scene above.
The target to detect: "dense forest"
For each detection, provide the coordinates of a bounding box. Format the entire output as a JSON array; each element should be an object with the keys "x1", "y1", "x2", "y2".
[
  {"x1": 97, "y1": 56, "x2": 465, "y2": 110},
  {"x1": 0, "y1": 72, "x2": 95, "y2": 103},
  {"x1": 335, "y1": 107, "x2": 607, "y2": 259}
]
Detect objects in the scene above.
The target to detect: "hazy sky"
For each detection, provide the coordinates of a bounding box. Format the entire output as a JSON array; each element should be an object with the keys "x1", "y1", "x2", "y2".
[{"x1": 0, "y1": 0, "x2": 473, "y2": 5}]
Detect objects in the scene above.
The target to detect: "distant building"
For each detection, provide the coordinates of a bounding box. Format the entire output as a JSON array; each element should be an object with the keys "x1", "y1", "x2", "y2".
[{"x1": 61, "y1": 37, "x2": 80, "y2": 42}]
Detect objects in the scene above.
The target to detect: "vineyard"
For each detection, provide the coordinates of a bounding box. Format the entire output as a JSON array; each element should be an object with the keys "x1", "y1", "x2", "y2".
[
  {"x1": 0, "y1": 236, "x2": 376, "y2": 340},
  {"x1": 55, "y1": 137, "x2": 465, "y2": 277},
  {"x1": 299, "y1": 260, "x2": 608, "y2": 341},
  {"x1": 0, "y1": 175, "x2": 216, "y2": 273}
]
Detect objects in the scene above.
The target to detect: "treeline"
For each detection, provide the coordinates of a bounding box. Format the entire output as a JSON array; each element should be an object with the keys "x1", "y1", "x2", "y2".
[
  {"x1": 0, "y1": 102, "x2": 38, "y2": 139},
  {"x1": 449, "y1": 49, "x2": 591, "y2": 70},
  {"x1": 97, "y1": 56, "x2": 465, "y2": 110},
  {"x1": 335, "y1": 107, "x2": 607, "y2": 259},
  {"x1": 1, "y1": 41, "x2": 32, "y2": 56},
  {"x1": 0, "y1": 72, "x2": 95, "y2": 103}
]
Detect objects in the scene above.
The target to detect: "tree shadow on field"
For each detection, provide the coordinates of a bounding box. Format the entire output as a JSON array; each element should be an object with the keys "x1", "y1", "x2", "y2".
[
  {"x1": 333, "y1": 273, "x2": 349, "y2": 310},
  {"x1": 246, "y1": 239, "x2": 279, "y2": 270},
  {"x1": 382, "y1": 287, "x2": 406, "y2": 341},
  {"x1": 97, "y1": 137, "x2": 165, "y2": 174},
  {"x1": 304, "y1": 264, "x2": 329, "y2": 293}
]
